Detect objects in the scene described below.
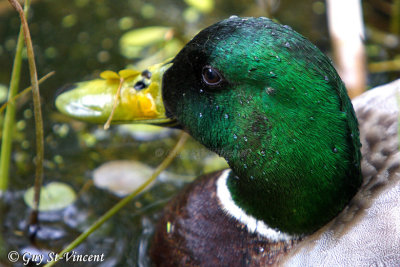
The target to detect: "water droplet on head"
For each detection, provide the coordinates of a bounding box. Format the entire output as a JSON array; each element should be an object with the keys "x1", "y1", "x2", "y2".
[
  {"x1": 285, "y1": 42, "x2": 291, "y2": 48},
  {"x1": 324, "y1": 76, "x2": 329, "y2": 82},
  {"x1": 199, "y1": 113, "x2": 203, "y2": 118},
  {"x1": 310, "y1": 116, "x2": 314, "y2": 121},
  {"x1": 283, "y1": 25, "x2": 292, "y2": 30},
  {"x1": 233, "y1": 134, "x2": 238, "y2": 140},
  {"x1": 250, "y1": 175, "x2": 254, "y2": 180},
  {"x1": 199, "y1": 89, "x2": 204, "y2": 93},
  {"x1": 269, "y1": 71, "x2": 276, "y2": 77},
  {"x1": 332, "y1": 147, "x2": 338, "y2": 153},
  {"x1": 248, "y1": 67, "x2": 257, "y2": 72},
  {"x1": 271, "y1": 31, "x2": 276, "y2": 36},
  {"x1": 260, "y1": 150, "x2": 265, "y2": 156},
  {"x1": 216, "y1": 105, "x2": 219, "y2": 110},
  {"x1": 243, "y1": 164, "x2": 247, "y2": 169},
  {"x1": 254, "y1": 56, "x2": 260, "y2": 62},
  {"x1": 275, "y1": 56, "x2": 281, "y2": 62},
  {"x1": 243, "y1": 136, "x2": 248, "y2": 142},
  {"x1": 229, "y1": 15, "x2": 239, "y2": 19},
  {"x1": 224, "y1": 114, "x2": 229, "y2": 119},
  {"x1": 276, "y1": 150, "x2": 280, "y2": 155},
  {"x1": 259, "y1": 247, "x2": 265, "y2": 253},
  {"x1": 265, "y1": 87, "x2": 276, "y2": 95}
]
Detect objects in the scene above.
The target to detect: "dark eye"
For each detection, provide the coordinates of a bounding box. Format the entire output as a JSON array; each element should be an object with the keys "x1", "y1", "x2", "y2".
[{"x1": 202, "y1": 66, "x2": 222, "y2": 86}]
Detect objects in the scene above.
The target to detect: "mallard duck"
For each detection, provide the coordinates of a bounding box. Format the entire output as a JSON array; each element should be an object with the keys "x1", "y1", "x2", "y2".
[{"x1": 56, "y1": 17, "x2": 400, "y2": 266}]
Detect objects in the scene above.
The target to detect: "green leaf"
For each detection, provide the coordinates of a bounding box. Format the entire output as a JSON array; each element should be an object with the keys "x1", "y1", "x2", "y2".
[
  {"x1": 118, "y1": 69, "x2": 141, "y2": 80},
  {"x1": 0, "y1": 84, "x2": 7, "y2": 102},
  {"x1": 100, "y1": 70, "x2": 120, "y2": 80},
  {"x1": 120, "y1": 26, "x2": 172, "y2": 48},
  {"x1": 24, "y1": 182, "x2": 77, "y2": 211},
  {"x1": 184, "y1": 0, "x2": 214, "y2": 13}
]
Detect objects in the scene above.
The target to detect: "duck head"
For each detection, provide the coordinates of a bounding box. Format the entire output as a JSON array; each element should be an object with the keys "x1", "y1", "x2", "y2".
[{"x1": 56, "y1": 16, "x2": 362, "y2": 236}]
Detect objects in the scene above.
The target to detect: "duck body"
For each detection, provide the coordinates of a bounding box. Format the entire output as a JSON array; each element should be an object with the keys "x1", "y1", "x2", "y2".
[{"x1": 150, "y1": 170, "x2": 300, "y2": 266}]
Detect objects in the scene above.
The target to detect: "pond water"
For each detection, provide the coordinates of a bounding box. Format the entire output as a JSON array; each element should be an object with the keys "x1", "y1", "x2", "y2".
[{"x1": 0, "y1": 0, "x2": 397, "y2": 266}]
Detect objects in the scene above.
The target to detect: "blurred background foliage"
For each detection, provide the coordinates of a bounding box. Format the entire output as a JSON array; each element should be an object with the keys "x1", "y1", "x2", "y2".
[{"x1": 0, "y1": 0, "x2": 399, "y2": 266}]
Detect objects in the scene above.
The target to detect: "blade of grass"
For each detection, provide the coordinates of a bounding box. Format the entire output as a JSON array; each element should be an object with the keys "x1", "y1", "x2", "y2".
[
  {"x1": 44, "y1": 132, "x2": 189, "y2": 267},
  {"x1": 0, "y1": 0, "x2": 30, "y2": 194},
  {"x1": 0, "y1": 71, "x2": 55, "y2": 114},
  {"x1": 8, "y1": 0, "x2": 44, "y2": 234}
]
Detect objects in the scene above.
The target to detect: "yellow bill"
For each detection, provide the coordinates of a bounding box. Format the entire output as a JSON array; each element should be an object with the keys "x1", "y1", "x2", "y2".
[{"x1": 55, "y1": 61, "x2": 174, "y2": 126}]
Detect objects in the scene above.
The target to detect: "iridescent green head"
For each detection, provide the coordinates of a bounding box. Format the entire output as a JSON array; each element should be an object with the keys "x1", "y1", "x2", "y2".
[{"x1": 162, "y1": 17, "x2": 362, "y2": 234}]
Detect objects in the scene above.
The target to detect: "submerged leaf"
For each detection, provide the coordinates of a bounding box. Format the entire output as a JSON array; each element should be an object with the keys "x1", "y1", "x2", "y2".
[
  {"x1": 184, "y1": 0, "x2": 214, "y2": 13},
  {"x1": 93, "y1": 161, "x2": 155, "y2": 197},
  {"x1": 120, "y1": 27, "x2": 174, "y2": 59},
  {"x1": 24, "y1": 182, "x2": 77, "y2": 211},
  {"x1": 93, "y1": 160, "x2": 194, "y2": 196},
  {"x1": 120, "y1": 26, "x2": 172, "y2": 47}
]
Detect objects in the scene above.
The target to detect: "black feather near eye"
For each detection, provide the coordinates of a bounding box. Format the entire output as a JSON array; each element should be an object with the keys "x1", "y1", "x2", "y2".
[{"x1": 202, "y1": 66, "x2": 222, "y2": 86}]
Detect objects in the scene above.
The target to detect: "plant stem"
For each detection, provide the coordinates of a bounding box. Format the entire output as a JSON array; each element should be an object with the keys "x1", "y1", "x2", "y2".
[
  {"x1": 43, "y1": 132, "x2": 189, "y2": 267},
  {"x1": 391, "y1": 0, "x2": 400, "y2": 35},
  {"x1": 104, "y1": 77, "x2": 124, "y2": 130},
  {"x1": 368, "y1": 59, "x2": 400, "y2": 73},
  {"x1": 7, "y1": 0, "x2": 44, "y2": 230},
  {"x1": 0, "y1": 0, "x2": 30, "y2": 194}
]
